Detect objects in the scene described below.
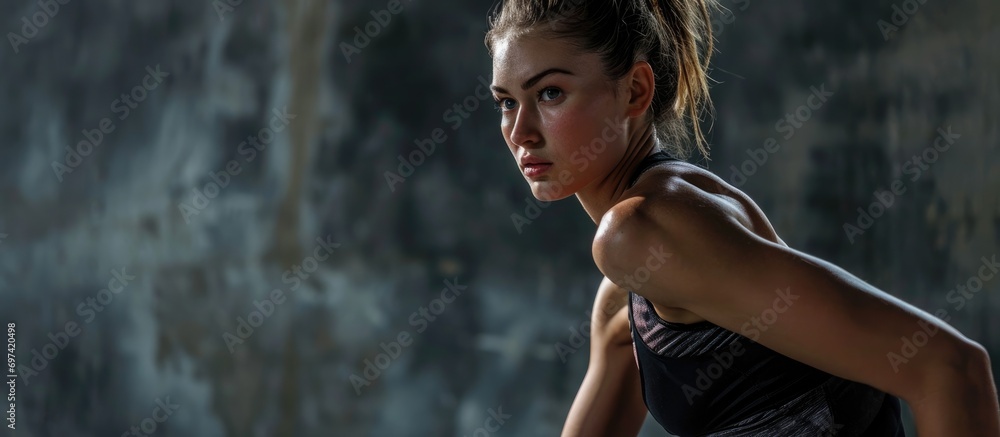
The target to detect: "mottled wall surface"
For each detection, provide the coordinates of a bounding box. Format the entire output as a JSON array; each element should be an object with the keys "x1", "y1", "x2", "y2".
[{"x1": 0, "y1": 0, "x2": 996, "y2": 436}]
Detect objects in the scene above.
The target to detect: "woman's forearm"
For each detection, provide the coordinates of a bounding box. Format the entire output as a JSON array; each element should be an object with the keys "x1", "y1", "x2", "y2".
[{"x1": 910, "y1": 346, "x2": 1000, "y2": 436}]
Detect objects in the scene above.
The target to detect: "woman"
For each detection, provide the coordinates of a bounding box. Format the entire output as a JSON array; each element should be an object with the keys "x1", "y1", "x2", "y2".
[{"x1": 484, "y1": 1, "x2": 1000, "y2": 436}]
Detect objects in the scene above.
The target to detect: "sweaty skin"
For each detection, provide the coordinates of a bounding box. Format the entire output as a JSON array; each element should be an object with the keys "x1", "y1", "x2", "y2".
[
  {"x1": 593, "y1": 164, "x2": 1000, "y2": 436},
  {"x1": 490, "y1": 30, "x2": 1000, "y2": 437},
  {"x1": 614, "y1": 160, "x2": 789, "y2": 324}
]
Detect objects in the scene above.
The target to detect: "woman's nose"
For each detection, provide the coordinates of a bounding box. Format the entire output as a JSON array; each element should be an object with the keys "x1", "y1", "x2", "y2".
[{"x1": 509, "y1": 107, "x2": 542, "y2": 148}]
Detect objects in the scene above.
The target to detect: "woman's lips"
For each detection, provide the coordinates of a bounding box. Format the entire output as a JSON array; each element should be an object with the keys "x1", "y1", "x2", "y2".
[{"x1": 523, "y1": 163, "x2": 553, "y2": 178}]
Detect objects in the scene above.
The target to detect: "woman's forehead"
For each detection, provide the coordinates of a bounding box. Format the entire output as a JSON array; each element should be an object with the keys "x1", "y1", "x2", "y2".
[{"x1": 491, "y1": 34, "x2": 597, "y2": 85}]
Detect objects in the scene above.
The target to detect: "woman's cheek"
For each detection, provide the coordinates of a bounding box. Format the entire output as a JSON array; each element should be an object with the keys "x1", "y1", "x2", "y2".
[{"x1": 547, "y1": 111, "x2": 587, "y2": 147}]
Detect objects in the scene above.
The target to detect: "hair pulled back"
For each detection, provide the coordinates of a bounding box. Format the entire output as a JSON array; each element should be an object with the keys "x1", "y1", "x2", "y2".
[{"x1": 486, "y1": 0, "x2": 717, "y2": 161}]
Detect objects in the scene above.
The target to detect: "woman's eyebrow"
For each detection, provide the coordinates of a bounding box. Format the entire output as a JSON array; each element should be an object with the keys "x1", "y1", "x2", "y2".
[{"x1": 491, "y1": 68, "x2": 575, "y2": 94}]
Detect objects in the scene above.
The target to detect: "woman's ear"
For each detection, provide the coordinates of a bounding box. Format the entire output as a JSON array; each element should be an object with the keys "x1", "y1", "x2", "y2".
[{"x1": 624, "y1": 61, "x2": 656, "y2": 119}]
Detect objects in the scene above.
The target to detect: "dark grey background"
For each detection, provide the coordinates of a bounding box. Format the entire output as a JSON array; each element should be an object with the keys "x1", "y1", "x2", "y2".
[{"x1": 0, "y1": 0, "x2": 997, "y2": 435}]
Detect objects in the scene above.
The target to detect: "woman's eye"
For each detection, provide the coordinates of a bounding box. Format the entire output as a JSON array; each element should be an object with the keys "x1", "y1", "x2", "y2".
[
  {"x1": 493, "y1": 89, "x2": 560, "y2": 112},
  {"x1": 539, "y1": 88, "x2": 562, "y2": 101},
  {"x1": 494, "y1": 98, "x2": 515, "y2": 112}
]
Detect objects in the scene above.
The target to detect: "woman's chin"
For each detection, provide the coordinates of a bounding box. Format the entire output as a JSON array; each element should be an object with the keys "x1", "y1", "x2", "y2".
[{"x1": 529, "y1": 181, "x2": 575, "y2": 202}]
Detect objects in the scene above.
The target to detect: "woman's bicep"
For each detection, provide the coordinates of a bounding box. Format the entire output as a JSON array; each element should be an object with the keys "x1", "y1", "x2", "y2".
[
  {"x1": 589, "y1": 276, "x2": 633, "y2": 349},
  {"x1": 599, "y1": 197, "x2": 979, "y2": 406},
  {"x1": 668, "y1": 207, "x2": 976, "y2": 404}
]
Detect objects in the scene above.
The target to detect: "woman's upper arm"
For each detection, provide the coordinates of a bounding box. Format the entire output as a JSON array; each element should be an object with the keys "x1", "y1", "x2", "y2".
[
  {"x1": 590, "y1": 276, "x2": 633, "y2": 350},
  {"x1": 593, "y1": 194, "x2": 982, "y2": 405}
]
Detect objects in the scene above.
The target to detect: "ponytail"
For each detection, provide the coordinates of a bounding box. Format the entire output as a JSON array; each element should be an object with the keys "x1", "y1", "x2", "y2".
[{"x1": 649, "y1": 0, "x2": 715, "y2": 162}]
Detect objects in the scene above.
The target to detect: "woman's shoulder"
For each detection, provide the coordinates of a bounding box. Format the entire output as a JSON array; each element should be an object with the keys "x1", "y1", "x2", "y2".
[
  {"x1": 602, "y1": 162, "x2": 785, "y2": 247},
  {"x1": 597, "y1": 165, "x2": 750, "y2": 244},
  {"x1": 593, "y1": 165, "x2": 786, "y2": 288}
]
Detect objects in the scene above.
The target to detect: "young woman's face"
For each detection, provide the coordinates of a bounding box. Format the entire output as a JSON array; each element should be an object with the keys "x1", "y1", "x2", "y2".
[{"x1": 491, "y1": 32, "x2": 631, "y2": 201}]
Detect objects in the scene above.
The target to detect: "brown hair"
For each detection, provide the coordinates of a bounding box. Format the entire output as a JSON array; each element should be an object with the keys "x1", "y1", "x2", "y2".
[{"x1": 485, "y1": 0, "x2": 716, "y2": 162}]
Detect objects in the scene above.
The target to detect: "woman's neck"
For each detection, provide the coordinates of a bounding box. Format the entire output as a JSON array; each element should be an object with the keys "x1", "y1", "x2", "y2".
[{"x1": 574, "y1": 123, "x2": 660, "y2": 225}]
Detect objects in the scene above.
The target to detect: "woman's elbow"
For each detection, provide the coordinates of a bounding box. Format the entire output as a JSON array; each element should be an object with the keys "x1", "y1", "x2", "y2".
[
  {"x1": 958, "y1": 340, "x2": 995, "y2": 390},
  {"x1": 914, "y1": 338, "x2": 995, "y2": 403}
]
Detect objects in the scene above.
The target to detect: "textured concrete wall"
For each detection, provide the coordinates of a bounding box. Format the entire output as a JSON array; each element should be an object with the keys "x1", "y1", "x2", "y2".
[{"x1": 0, "y1": 0, "x2": 996, "y2": 436}]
